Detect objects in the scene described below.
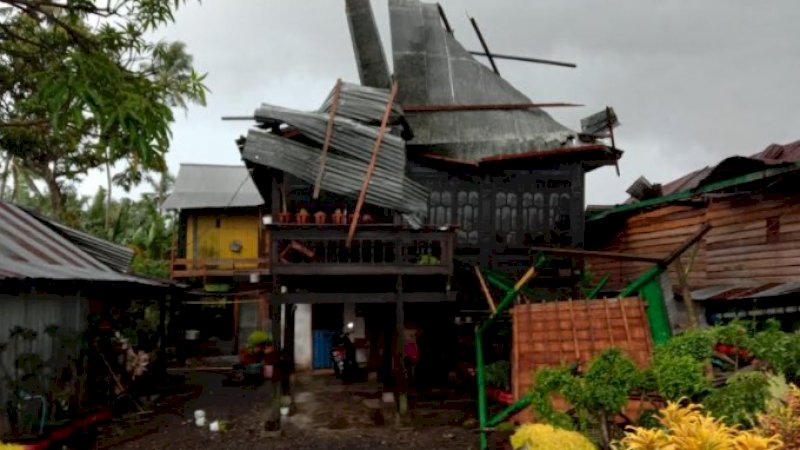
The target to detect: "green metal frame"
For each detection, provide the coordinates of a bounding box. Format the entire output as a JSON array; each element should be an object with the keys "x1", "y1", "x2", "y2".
[
  {"x1": 475, "y1": 256, "x2": 545, "y2": 449},
  {"x1": 584, "y1": 274, "x2": 609, "y2": 300},
  {"x1": 588, "y1": 162, "x2": 800, "y2": 222},
  {"x1": 474, "y1": 260, "x2": 673, "y2": 449}
]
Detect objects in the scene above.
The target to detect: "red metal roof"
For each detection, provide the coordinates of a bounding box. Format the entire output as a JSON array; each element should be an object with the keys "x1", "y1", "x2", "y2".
[{"x1": 692, "y1": 282, "x2": 800, "y2": 301}]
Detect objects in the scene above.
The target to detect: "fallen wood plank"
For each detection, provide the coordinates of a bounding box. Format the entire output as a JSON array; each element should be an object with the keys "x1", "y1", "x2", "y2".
[
  {"x1": 345, "y1": 81, "x2": 399, "y2": 247},
  {"x1": 313, "y1": 78, "x2": 342, "y2": 199}
]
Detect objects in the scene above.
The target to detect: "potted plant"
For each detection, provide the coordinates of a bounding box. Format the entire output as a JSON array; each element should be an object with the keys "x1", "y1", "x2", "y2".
[
  {"x1": 314, "y1": 210, "x2": 327, "y2": 225},
  {"x1": 296, "y1": 208, "x2": 310, "y2": 224},
  {"x1": 332, "y1": 208, "x2": 344, "y2": 225},
  {"x1": 241, "y1": 330, "x2": 272, "y2": 380}
]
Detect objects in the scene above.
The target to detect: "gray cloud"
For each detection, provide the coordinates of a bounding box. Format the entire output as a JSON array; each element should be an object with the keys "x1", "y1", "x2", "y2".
[{"x1": 80, "y1": 0, "x2": 800, "y2": 205}]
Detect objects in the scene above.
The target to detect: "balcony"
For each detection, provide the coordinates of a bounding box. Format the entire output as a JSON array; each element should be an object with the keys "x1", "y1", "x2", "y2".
[
  {"x1": 268, "y1": 224, "x2": 455, "y2": 277},
  {"x1": 170, "y1": 257, "x2": 271, "y2": 279}
]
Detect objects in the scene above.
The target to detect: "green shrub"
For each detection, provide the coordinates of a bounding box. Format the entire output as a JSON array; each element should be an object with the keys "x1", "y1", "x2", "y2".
[
  {"x1": 704, "y1": 371, "x2": 770, "y2": 426},
  {"x1": 247, "y1": 330, "x2": 271, "y2": 348}
]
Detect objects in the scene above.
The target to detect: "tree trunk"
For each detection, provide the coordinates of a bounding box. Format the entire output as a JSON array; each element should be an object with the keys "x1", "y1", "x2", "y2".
[
  {"x1": 105, "y1": 149, "x2": 112, "y2": 231},
  {"x1": 44, "y1": 172, "x2": 63, "y2": 219},
  {"x1": 0, "y1": 157, "x2": 11, "y2": 200}
]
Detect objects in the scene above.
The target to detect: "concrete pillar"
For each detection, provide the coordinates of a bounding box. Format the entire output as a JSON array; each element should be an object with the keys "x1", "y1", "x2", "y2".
[
  {"x1": 344, "y1": 303, "x2": 367, "y2": 364},
  {"x1": 293, "y1": 304, "x2": 313, "y2": 371}
]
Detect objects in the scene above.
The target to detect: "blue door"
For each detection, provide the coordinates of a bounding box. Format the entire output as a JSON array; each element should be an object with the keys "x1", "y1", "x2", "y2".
[{"x1": 312, "y1": 330, "x2": 337, "y2": 369}]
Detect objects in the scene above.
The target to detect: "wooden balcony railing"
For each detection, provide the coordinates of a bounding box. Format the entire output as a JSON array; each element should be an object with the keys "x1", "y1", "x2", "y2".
[
  {"x1": 171, "y1": 257, "x2": 271, "y2": 278},
  {"x1": 268, "y1": 225, "x2": 455, "y2": 276}
]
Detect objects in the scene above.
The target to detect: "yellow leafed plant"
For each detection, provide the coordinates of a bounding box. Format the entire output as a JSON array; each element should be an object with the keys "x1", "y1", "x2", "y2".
[
  {"x1": 617, "y1": 401, "x2": 782, "y2": 450},
  {"x1": 510, "y1": 423, "x2": 597, "y2": 450}
]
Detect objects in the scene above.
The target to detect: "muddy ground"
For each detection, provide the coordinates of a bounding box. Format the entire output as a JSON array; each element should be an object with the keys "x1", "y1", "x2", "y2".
[{"x1": 95, "y1": 372, "x2": 510, "y2": 449}]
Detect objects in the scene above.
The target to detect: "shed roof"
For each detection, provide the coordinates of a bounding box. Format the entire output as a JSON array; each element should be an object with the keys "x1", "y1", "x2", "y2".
[
  {"x1": 24, "y1": 208, "x2": 134, "y2": 273},
  {"x1": 0, "y1": 201, "x2": 160, "y2": 284},
  {"x1": 162, "y1": 164, "x2": 264, "y2": 211},
  {"x1": 692, "y1": 282, "x2": 800, "y2": 302}
]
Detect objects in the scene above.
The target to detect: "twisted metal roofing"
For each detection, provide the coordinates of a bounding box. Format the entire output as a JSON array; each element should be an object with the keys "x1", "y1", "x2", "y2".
[{"x1": 388, "y1": 0, "x2": 578, "y2": 162}]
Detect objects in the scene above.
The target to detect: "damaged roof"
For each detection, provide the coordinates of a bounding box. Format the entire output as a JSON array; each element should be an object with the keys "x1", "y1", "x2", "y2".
[
  {"x1": 589, "y1": 140, "x2": 800, "y2": 221},
  {"x1": 163, "y1": 164, "x2": 264, "y2": 210},
  {"x1": 660, "y1": 140, "x2": 800, "y2": 198},
  {"x1": 343, "y1": 0, "x2": 615, "y2": 164},
  {"x1": 387, "y1": 0, "x2": 603, "y2": 163}
]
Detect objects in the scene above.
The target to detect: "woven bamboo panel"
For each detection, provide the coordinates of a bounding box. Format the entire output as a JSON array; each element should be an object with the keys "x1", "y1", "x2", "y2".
[{"x1": 511, "y1": 297, "x2": 653, "y2": 401}]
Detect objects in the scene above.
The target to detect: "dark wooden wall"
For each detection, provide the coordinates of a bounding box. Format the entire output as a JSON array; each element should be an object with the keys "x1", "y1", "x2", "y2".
[
  {"x1": 586, "y1": 192, "x2": 800, "y2": 290},
  {"x1": 408, "y1": 162, "x2": 585, "y2": 262}
]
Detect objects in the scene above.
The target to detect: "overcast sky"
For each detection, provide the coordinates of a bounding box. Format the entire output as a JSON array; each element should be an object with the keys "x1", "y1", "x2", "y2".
[{"x1": 81, "y1": 0, "x2": 800, "y2": 205}]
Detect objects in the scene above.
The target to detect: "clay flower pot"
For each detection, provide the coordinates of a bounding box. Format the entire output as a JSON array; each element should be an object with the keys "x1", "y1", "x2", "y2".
[
  {"x1": 277, "y1": 212, "x2": 292, "y2": 224},
  {"x1": 313, "y1": 211, "x2": 327, "y2": 225},
  {"x1": 332, "y1": 209, "x2": 345, "y2": 225},
  {"x1": 296, "y1": 209, "x2": 310, "y2": 224}
]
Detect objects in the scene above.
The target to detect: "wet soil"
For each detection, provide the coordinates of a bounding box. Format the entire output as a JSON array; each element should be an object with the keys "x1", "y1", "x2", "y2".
[{"x1": 96, "y1": 372, "x2": 506, "y2": 450}]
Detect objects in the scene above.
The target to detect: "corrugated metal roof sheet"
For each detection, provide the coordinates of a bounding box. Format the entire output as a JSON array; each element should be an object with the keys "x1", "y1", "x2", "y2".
[
  {"x1": 0, "y1": 201, "x2": 161, "y2": 285},
  {"x1": 162, "y1": 164, "x2": 264, "y2": 210},
  {"x1": 692, "y1": 282, "x2": 800, "y2": 301},
  {"x1": 388, "y1": 0, "x2": 579, "y2": 163},
  {"x1": 242, "y1": 128, "x2": 429, "y2": 225},
  {"x1": 23, "y1": 208, "x2": 134, "y2": 273}
]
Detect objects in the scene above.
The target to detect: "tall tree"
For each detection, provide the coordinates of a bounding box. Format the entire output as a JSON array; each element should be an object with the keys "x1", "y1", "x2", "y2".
[{"x1": 0, "y1": 0, "x2": 206, "y2": 219}]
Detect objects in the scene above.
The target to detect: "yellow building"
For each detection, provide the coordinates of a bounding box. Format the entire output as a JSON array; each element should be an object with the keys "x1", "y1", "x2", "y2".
[{"x1": 163, "y1": 163, "x2": 269, "y2": 352}]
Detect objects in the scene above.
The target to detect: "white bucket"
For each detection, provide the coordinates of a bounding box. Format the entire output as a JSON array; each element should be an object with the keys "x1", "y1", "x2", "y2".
[
  {"x1": 194, "y1": 409, "x2": 206, "y2": 427},
  {"x1": 209, "y1": 420, "x2": 220, "y2": 432},
  {"x1": 186, "y1": 329, "x2": 200, "y2": 341}
]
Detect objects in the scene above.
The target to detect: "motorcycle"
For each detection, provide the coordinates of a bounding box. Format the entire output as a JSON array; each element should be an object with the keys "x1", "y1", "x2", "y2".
[{"x1": 331, "y1": 323, "x2": 361, "y2": 381}]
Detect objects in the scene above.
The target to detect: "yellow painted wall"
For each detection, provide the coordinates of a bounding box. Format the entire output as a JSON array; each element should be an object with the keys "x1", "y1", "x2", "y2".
[{"x1": 185, "y1": 212, "x2": 260, "y2": 268}]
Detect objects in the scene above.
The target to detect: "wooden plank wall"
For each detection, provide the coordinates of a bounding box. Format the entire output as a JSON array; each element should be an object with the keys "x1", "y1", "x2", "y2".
[
  {"x1": 511, "y1": 297, "x2": 653, "y2": 401},
  {"x1": 586, "y1": 194, "x2": 800, "y2": 290}
]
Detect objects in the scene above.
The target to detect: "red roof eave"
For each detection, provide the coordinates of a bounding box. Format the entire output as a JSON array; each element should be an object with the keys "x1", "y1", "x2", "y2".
[{"x1": 417, "y1": 144, "x2": 618, "y2": 166}]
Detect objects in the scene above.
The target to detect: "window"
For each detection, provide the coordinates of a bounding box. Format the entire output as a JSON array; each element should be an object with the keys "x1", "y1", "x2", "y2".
[
  {"x1": 429, "y1": 190, "x2": 452, "y2": 226},
  {"x1": 457, "y1": 190, "x2": 480, "y2": 246},
  {"x1": 495, "y1": 191, "x2": 518, "y2": 245},
  {"x1": 522, "y1": 192, "x2": 545, "y2": 231}
]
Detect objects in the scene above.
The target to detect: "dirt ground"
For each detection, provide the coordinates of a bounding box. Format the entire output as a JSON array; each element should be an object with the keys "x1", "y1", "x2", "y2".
[{"x1": 95, "y1": 371, "x2": 507, "y2": 450}]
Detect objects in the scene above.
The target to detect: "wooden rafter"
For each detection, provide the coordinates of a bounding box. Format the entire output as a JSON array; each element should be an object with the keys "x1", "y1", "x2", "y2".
[
  {"x1": 475, "y1": 267, "x2": 497, "y2": 313},
  {"x1": 313, "y1": 78, "x2": 342, "y2": 199},
  {"x1": 345, "y1": 81, "x2": 399, "y2": 247}
]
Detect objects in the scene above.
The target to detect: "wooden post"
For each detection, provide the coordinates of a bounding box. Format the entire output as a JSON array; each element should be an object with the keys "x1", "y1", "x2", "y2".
[
  {"x1": 674, "y1": 256, "x2": 700, "y2": 328},
  {"x1": 475, "y1": 267, "x2": 497, "y2": 313},
  {"x1": 157, "y1": 294, "x2": 168, "y2": 352},
  {"x1": 313, "y1": 78, "x2": 342, "y2": 199},
  {"x1": 233, "y1": 295, "x2": 240, "y2": 353},
  {"x1": 346, "y1": 81, "x2": 399, "y2": 247},
  {"x1": 395, "y1": 274, "x2": 408, "y2": 416}
]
